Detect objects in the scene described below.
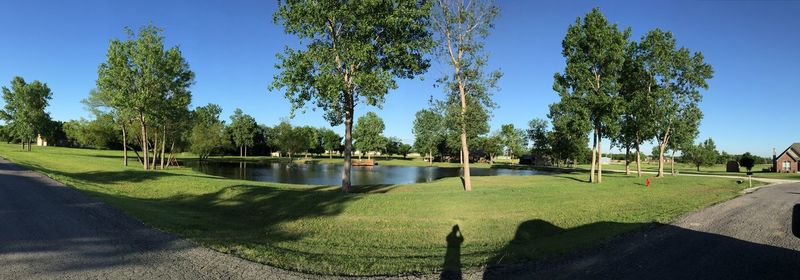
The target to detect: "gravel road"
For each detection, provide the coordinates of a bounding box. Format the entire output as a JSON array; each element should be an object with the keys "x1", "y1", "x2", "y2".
[{"x1": 2, "y1": 156, "x2": 799, "y2": 280}]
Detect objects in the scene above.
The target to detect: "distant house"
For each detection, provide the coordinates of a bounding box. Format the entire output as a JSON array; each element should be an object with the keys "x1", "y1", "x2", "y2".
[
  {"x1": 36, "y1": 134, "x2": 47, "y2": 147},
  {"x1": 773, "y1": 143, "x2": 800, "y2": 173}
]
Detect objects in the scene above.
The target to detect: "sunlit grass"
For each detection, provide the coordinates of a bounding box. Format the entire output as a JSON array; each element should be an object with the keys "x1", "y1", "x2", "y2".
[{"x1": 0, "y1": 144, "x2": 759, "y2": 275}]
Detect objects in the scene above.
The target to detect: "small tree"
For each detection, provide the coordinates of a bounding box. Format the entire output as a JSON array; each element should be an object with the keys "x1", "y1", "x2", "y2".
[
  {"x1": 682, "y1": 138, "x2": 718, "y2": 172},
  {"x1": 1, "y1": 77, "x2": 54, "y2": 151},
  {"x1": 229, "y1": 108, "x2": 258, "y2": 157},
  {"x1": 499, "y1": 124, "x2": 526, "y2": 159},
  {"x1": 739, "y1": 152, "x2": 756, "y2": 172},
  {"x1": 398, "y1": 143, "x2": 412, "y2": 159},
  {"x1": 413, "y1": 108, "x2": 444, "y2": 166},
  {"x1": 352, "y1": 112, "x2": 386, "y2": 160},
  {"x1": 189, "y1": 104, "x2": 227, "y2": 160},
  {"x1": 275, "y1": 121, "x2": 312, "y2": 163},
  {"x1": 319, "y1": 128, "x2": 342, "y2": 158}
]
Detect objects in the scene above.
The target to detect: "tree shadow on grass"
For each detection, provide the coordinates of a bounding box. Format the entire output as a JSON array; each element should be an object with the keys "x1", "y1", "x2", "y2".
[
  {"x1": 0, "y1": 157, "x2": 362, "y2": 276},
  {"x1": 482, "y1": 219, "x2": 800, "y2": 280},
  {"x1": 11, "y1": 161, "x2": 220, "y2": 185}
]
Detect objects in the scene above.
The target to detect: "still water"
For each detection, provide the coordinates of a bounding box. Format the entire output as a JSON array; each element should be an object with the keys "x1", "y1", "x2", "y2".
[{"x1": 185, "y1": 161, "x2": 543, "y2": 186}]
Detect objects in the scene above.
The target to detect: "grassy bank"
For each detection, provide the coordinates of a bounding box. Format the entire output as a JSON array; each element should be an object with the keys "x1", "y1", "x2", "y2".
[{"x1": 0, "y1": 144, "x2": 759, "y2": 275}]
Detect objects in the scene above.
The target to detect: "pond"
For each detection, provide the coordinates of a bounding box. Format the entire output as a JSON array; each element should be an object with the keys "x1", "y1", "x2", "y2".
[{"x1": 184, "y1": 161, "x2": 544, "y2": 186}]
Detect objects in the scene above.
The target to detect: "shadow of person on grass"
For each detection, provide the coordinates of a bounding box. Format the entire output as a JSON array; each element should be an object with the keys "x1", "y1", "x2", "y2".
[{"x1": 441, "y1": 224, "x2": 464, "y2": 280}]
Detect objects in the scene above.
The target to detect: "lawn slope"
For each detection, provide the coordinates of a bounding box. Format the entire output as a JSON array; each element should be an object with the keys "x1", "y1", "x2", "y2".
[{"x1": 0, "y1": 144, "x2": 755, "y2": 275}]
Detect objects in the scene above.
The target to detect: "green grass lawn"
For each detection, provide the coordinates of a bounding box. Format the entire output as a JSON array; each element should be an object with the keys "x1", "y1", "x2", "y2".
[
  {"x1": 583, "y1": 161, "x2": 800, "y2": 180},
  {"x1": 0, "y1": 144, "x2": 761, "y2": 275}
]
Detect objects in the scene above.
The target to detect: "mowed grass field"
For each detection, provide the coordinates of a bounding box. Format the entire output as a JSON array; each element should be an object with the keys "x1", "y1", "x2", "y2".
[
  {"x1": 583, "y1": 161, "x2": 800, "y2": 180},
  {"x1": 0, "y1": 144, "x2": 761, "y2": 275}
]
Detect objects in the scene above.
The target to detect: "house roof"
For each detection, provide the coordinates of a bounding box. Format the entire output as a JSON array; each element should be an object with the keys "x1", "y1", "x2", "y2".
[{"x1": 778, "y1": 143, "x2": 800, "y2": 161}]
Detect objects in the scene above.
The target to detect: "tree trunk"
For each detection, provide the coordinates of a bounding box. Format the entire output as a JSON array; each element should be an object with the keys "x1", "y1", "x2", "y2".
[
  {"x1": 657, "y1": 143, "x2": 666, "y2": 178},
  {"x1": 625, "y1": 145, "x2": 631, "y2": 175},
  {"x1": 597, "y1": 130, "x2": 603, "y2": 183},
  {"x1": 590, "y1": 127, "x2": 597, "y2": 183},
  {"x1": 636, "y1": 142, "x2": 642, "y2": 178},
  {"x1": 245, "y1": 146, "x2": 247, "y2": 158},
  {"x1": 129, "y1": 145, "x2": 143, "y2": 165},
  {"x1": 122, "y1": 123, "x2": 128, "y2": 166},
  {"x1": 671, "y1": 151, "x2": 676, "y2": 176},
  {"x1": 341, "y1": 92, "x2": 354, "y2": 193},
  {"x1": 457, "y1": 79, "x2": 472, "y2": 192},
  {"x1": 159, "y1": 127, "x2": 166, "y2": 170},
  {"x1": 151, "y1": 130, "x2": 158, "y2": 169},
  {"x1": 140, "y1": 113, "x2": 148, "y2": 170},
  {"x1": 428, "y1": 150, "x2": 433, "y2": 166},
  {"x1": 166, "y1": 141, "x2": 175, "y2": 167}
]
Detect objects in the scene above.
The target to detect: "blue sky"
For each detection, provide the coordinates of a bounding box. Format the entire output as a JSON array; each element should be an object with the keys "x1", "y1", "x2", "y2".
[{"x1": 0, "y1": 0, "x2": 797, "y2": 157}]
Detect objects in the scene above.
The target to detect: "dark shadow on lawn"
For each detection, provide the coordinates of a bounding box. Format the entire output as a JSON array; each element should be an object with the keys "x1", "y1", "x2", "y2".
[
  {"x1": 16, "y1": 162, "x2": 217, "y2": 184},
  {"x1": 0, "y1": 158, "x2": 362, "y2": 275},
  {"x1": 441, "y1": 224, "x2": 464, "y2": 280},
  {"x1": 482, "y1": 220, "x2": 800, "y2": 280}
]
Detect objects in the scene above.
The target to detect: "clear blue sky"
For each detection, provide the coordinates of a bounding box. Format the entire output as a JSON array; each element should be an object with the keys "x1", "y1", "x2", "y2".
[{"x1": 1, "y1": 0, "x2": 797, "y2": 157}]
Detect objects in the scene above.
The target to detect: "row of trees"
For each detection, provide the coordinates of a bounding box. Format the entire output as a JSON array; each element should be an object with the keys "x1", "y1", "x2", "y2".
[
  {"x1": 549, "y1": 8, "x2": 714, "y2": 183},
  {"x1": 412, "y1": 105, "x2": 528, "y2": 166},
  {"x1": 91, "y1": 25, "x2": 195, "y2": 170}
]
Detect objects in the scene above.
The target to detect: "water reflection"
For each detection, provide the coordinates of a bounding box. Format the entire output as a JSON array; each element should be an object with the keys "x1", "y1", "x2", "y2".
[{"x1": 185, "y1": 161, "x2": 543, "y2": 186}]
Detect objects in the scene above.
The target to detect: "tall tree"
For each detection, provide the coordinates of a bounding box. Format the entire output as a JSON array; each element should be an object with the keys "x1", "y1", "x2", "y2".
[
  {"x1": 271, "y1": 0, "x2": 433, "y2": 192},
  {"x1": 554, "y1": 8, "x2": 629, "y2": 183},
  {"x1": 615, "y1": 40, "x2": 658, "y2": 177},
  {"x1": 412, "y1": 108, "x2": 444, "y2": 166},
  {"x1": 498, "y1": 124, "x2": 526, "y2": 159},
  {"x1": 229, "y1": 108, "x2": 258, "y2": 157},
  {"x1": 1, "y1": 76, "x2": 53, "y2": 151},
  {"x1": 352, "y1": 112, "x2": 386, "y2": 160},
  {"x1": 431, "y1": 0, "x2": 501, "y2": 191},
  {"x1": 97, "y1": 25, "x2": 195, "y2": 170},
  {"x1": 637, "y1": 29, "x2": 713, "y2": 177}
]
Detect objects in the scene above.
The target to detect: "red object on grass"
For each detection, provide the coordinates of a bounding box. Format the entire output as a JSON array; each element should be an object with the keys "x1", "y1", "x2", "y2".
[{"x1": 645, "y1": 178, "x2": 651, "y2": 187}]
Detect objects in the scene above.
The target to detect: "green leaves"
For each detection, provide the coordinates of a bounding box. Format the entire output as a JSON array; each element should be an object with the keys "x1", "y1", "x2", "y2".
[
  {"x1": 1, "y1": 76, "x2": 53, "y2": 145},
  {"x1": 272, "y1": 0, "x2": 433, "y2": 126},
  {"x1": 412, "y1": 108, "x2": 444, "y2": 156},
  {"x1": 229, "y1": 108, "x2": 259, "y2": 149},
  {"x1": 682, "y1": 138, "x2": 719, "y2": 171},
  {"x1": 353, "y1": 112, "x2": 386, "y2": 155}
]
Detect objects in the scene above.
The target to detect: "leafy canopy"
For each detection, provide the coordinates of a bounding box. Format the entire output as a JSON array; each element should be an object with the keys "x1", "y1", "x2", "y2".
[{"x1": 271, "y1": 0, "x2": 433, "y2": 125}]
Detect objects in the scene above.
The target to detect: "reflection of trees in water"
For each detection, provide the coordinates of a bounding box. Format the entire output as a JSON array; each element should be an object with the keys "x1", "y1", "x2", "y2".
[{"x1": 189, "y1": 162, "x2": 540, "y2": 186}]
